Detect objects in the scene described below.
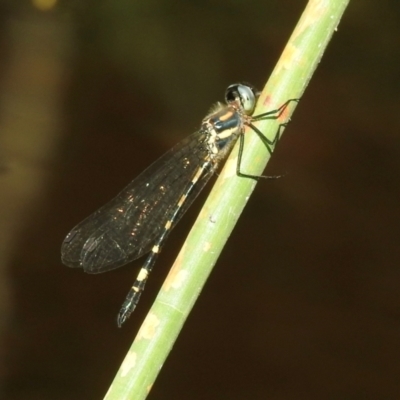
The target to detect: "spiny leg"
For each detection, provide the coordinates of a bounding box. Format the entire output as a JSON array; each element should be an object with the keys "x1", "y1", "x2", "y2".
[
  {"x1": 236, "y1": 122, "x2": 289, "y2": 180},
  {"x1": 252, "y1": 98, "x2": 299, "y2": 121},
  {"x1": 235, "y1": 99, "x2": 299, "y2": 181},
  {"x1": 248, "y1": 121, "x2": 289, "y2": 150},
  {"x1": 117, "y1": 161, "x2": 211, "y2": 327}
]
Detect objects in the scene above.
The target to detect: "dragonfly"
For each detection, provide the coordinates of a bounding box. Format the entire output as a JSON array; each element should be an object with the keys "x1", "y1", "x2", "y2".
[{"x1": 61, "y1": 83, "x2": 297, "y2": 326}]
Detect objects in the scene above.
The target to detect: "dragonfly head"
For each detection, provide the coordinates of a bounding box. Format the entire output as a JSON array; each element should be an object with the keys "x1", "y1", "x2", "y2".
[{"x1": 225, "y1": 83, "x2": 257, "y2": 115}]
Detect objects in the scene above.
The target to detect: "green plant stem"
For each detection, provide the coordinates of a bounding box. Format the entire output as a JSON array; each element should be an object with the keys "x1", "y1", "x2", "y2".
[{"x1": 104, "y1": 1, "x2": 350, "y2": 399}]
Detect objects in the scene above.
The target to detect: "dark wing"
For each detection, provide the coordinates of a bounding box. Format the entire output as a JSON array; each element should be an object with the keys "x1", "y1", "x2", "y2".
[{"x1": 61, "y1": 129, "x2": 216, "y2": 273}]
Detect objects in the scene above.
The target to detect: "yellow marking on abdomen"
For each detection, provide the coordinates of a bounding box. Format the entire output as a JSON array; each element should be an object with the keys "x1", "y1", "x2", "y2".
[
  {"x1": 192, "y1": 165, "x2": 205, "y2": 183},
  {"x1": 137, "y1": 268, "x2": 149, "y2": 282},
  {"x1": 165, "y1": 220, "x2": 172, "y2": 230},
  {"x1": 177, "y1": 194, "x2": 187, "y2": 207}
]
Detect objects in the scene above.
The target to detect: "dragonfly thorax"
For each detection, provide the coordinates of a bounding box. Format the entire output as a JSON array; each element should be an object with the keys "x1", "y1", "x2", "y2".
[{"x1": 203, "y1": 105, "x2": 243, "y2": 156}]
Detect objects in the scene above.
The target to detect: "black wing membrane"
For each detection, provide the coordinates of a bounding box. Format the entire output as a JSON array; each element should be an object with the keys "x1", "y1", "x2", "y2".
[{"x1": 61, "y1": 129, "x2": 216, "y2": 273}]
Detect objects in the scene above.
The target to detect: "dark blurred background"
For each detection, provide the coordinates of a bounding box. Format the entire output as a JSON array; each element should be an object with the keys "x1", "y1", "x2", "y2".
[{"x1": 1, "y1": 0, "x2": 400, "y2": 399}]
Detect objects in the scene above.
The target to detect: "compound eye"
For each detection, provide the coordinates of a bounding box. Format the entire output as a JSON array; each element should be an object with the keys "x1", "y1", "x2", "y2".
[{"x1": 225, "y1": 84, "x2": 257, "y2": 114}]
